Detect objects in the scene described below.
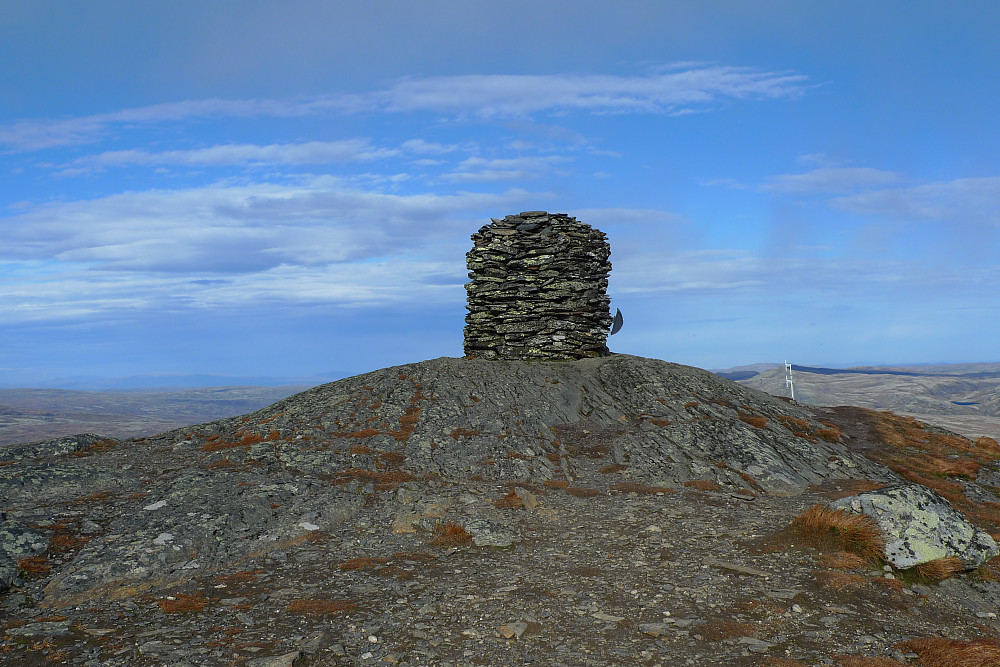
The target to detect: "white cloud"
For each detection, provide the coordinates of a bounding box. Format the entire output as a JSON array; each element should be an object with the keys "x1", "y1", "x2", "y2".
[
  {"x1": 56, "y1": 140, "x2": 399, "y2": 174},
  {"x1": 401, "y1": 139, "x2": 461, "y2": 155},
  {"x1": 764, "y1": 167, "x2": 903, "y2": 194},
  {"x1": 443, "y1": 155, "x2": 568, "y2": 182},
  {"x1": 378, "y1": 66, "x2": 809, "y2": 118},
  {"x1": 831, "y1": 176, "x2": 1000, "y2": 225},
  {"x1": 1, "y1": 178, "x2": 540, "y2": 274},
  {"x1": 1, "y1": 64, "x2": 810, "y2": 151}
]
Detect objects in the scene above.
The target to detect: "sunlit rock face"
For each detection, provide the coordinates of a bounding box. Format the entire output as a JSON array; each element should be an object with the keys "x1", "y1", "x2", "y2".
[
  {"x1": 832, "y1": 483, "x2": 1000, "y2": 569},
  {"x1": 463, "y1": 211, "x2": 613, "y2": 360}
]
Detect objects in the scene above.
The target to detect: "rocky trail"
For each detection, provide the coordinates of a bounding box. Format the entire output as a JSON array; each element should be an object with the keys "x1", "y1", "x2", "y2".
[{"x1": 2, "y1": 355, "x2": 1000, "y2": 666}]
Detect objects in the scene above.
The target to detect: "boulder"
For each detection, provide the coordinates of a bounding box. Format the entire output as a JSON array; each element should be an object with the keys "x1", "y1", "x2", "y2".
[{"x1": 831, "y1": 483, "x2": 999, "y2": 569}]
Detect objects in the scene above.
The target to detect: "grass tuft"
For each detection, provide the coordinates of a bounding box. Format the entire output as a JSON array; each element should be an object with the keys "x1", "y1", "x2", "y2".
[
  {"x1": 428, "y1": 521, "x2": 472, "y2": 547},
  {"x1": 896, "y1": 637, "x2": 1000, "y2": 667},
  {"x1": 286, "y1": 598, "x2": 357, "y2": 615},
  {"x1": 789, "y1": 504, "x2": 885, "y2": 563},
  {"x1": 739, "y1": 413, "x2": 768, "y2": 428},
  {"x1": 157, "y1": 592, "x2": 208, "y2": 614},
  {"x1": 910, "y1": 556, "x2": 965, "y2": 582}
]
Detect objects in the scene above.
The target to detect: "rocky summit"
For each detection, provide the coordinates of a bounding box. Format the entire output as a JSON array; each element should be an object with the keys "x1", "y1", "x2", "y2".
[{"x1": 3, "y1": 355, "x2": 1000, "y2": 666}]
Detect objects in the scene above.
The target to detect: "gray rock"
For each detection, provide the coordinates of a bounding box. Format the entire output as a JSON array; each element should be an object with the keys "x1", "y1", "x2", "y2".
[
  {"x1": 246, "y1": 651, "x2": 302, "y2": 667},
  {"x1": 464, "y1": 519, "x2": 518, "y2": 547},
  {"x1": 831, "y1": 483, "x2": 1000, "y2": 568}
]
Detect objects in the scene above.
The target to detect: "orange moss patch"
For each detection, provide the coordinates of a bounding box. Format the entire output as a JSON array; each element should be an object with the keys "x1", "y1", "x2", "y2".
[
  {"x1": 739, "y1": 413, "x2": 767, "y2": 428},
  {"x1": 428, "y1": 521, "x2": 472, "y2": 547},
  {"x1": 789, "y1": 504, "x2": 885, "y2": 563},
  {"x1": 896, "y1": 637, "x2": 1000, "y2": 667},
  {"x1": 338, "y1": 557, "x2": 389, "y2": 571},
  {"x1": 17, "y1": 556, "x2": 51, "y2": 577},
  {"x1": 599, "y1": 464, "x2": 628, "y2": 474},
  {"x1": 566, "y1": 487, "x2": 601, "y2": 498},
  {"x1": 331, "y1": 467, "x2": 415, "y2": 491},
  {"x1": 698, "y1": 619, "x2": 757, "y2": 641},
  {"x1": 649, "y1": 418, "x2": 672, "y2": 427},
  {"x1": 817, "y1": 427, "x2": 842, "y2": 442},
  {"x1": 765, "y1": 660, "x2": 809, "y2": 667},
  {"x1": 206, "y1": 457, "x2": 236, "y2": 469},
  {"x1": 450, "y1": 428, "x2": 480, "y2": 439},
  {"x1": 349, "y1": 445, "x2": 371, "y2": 455},
  {"x1": 911, "y1": 556, "x2": 965, "y2": 582},
  {"x1": 378, "y1": 450, "x2": 407, "y2": 467},
  {"x1": 684, "y1": 401, "x2": 699, "y2": 409},
  {"x1": 286, "y1": 598, "x2": 357, "y2": 615},
  {"x1": 215, "y1": 570, "x2": 263, "y2": 585},
  {"x1": 157, "y1": 593, "x2": 208, "y2": 613},
  {"x1": 778, "y1": 416, "x2": 810, "y2": 430},
  {"x1": 81, "y1": 438, "x2": 118, "y2": 454},
  {"x1": 495, "y1": 489, "x2": 524, "y2": 508},
  {"x1": 393, "y1": 551, "x2": 435, "y2": 562},
  {"x1": 684, "y1": 479, "x2": 722, "y2": 491},
  {"x1": 388, "y1": 382, "x2": 427, "y2": 442},
  {"x1": 544, "y1": 479, "x2": 569, "y2": 489}
]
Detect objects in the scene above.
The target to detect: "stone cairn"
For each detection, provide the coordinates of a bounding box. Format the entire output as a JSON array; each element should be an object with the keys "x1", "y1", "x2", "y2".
[{"x1": 463, "y1": 211, "x2": 613, "y2": 360}]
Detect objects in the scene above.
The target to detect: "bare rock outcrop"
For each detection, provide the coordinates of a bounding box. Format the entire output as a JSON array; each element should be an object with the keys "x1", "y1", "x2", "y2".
[{"x1": 831, "y1": 482, "x2": 1000, "y2": 569}]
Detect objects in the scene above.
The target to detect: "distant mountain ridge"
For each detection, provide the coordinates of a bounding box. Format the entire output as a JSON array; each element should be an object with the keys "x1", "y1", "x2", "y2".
[{"x1": 731, "y1": 361, "x2": 1000, "y2": 440}]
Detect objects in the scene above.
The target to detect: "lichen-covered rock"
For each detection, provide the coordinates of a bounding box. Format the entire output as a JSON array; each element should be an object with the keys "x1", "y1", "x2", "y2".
[
  {"x1": 831, "y1": 483, "x2": 1000, "y2": 569},
  {"x1": 463, "y1": 211, "x2": 613, "y2": 360}
]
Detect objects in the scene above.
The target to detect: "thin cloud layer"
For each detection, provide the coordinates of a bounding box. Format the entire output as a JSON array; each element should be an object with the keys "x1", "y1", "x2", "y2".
[
  {"x1": 0, "y1": 64, "x2": 810, "y2": 151},
  {"x1": 3, "y1": 179, "x2": 538, "y2": 274}
]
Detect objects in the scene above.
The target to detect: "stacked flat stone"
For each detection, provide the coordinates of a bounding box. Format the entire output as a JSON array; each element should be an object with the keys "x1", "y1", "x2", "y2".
[{"x1": 463, "y1": 211, "x2": 613, "y2": 360}]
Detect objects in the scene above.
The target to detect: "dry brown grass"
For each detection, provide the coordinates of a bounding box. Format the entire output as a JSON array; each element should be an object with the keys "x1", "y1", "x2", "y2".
[
  {"x1": 494, "y1": 489, "x2": 524, "y2": 508},
  {"x1": 818, "y1": 551, "x2": 870, "y2": 570},
  {"x1": 428, "y1": 521, "x2": 472, "y2": 547},
  {"x1": 214, "y1": 570, "x2": 263, "y2": 585},
  {"x1": 789, "y1": 504, "x2": 886, "y2": 563},
  {"x1": 739, "y1": 413, "x2": 768, "y2": 429},
  {"x1": 544, "y1": 479, "x2": 569, "y2": 489},
  {"x1": 698, "y1": 619, "x2": 757, "y2": 641},
  {"x1": 765, "y1": 659, "x2": 808, "y2": 667},
  {"x1": 975, "y1": 555, "x2": 1000, "y2": 581},
  {"x1": 286, "y1": 598, "x2": 357, "y2": 615},
  {"x1": 815, "y1": 570, "x2": 868, "y2": 591},
  {"x1": 157, "y1": 592, "x2": 208, "y2": 613},
  {"x1": 832, "y1": 656, "x2": 905, "y2": 667},
  {"x1": 649, "y1": 418, "x2": 672, "y2": 426},
  {"x1": 338, "y1": 557, "x2": 389, "y2": 571},
  {"x1": 817, "y1": 426, "x2": 842, "y2": 442},
  {"x1": 450, "y1": 427, "x2": 480, "y2": 439},
  {"x1": 17, "y1": 555, "x2": 50, "y2": 577},
  {"x1": 896, "y1": 637, "x2": 1000, "y2": 667},
  {"x1": 911, "y1": 556, "x2": 965, "y2": 582},
  {"x1": 599, "y1": 464, "x2": 628, "y2": 474},
  {"x1": 349, "y1": 445, "x2": 371, "y2": 455},
  {"x1": 684, "y1": 479, "x2": 722, "y2": 491},
  {"x1": 331, "y1": 467, "x2": 415, "y2": 491}
]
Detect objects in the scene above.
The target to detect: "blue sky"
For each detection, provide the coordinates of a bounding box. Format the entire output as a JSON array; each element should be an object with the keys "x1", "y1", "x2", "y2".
[{"x1": 3, "y1": 1, "x2": 999, "y2": 387}]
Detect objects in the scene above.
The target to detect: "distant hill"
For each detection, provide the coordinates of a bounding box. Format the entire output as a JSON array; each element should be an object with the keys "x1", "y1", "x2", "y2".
[
  {"x1": 733, "y1": 362, "x2": 1000, "y2": 440},
  {"x1": 0, "y1": 385, "x2": 315, "y2": 446}
]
